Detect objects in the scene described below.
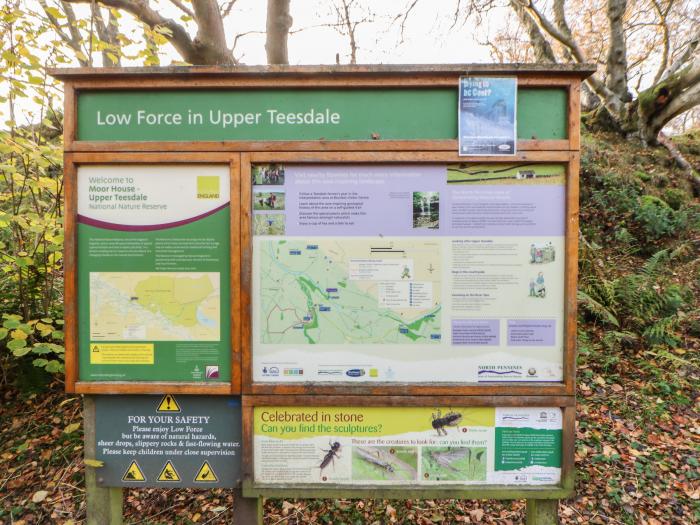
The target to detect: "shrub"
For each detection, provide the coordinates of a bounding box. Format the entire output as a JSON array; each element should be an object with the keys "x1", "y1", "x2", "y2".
[{"x1": 1, "y1": 314, "x2": 65, "y2": 374}]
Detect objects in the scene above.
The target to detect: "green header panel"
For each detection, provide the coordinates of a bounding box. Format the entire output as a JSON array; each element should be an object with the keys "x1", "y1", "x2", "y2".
[{"x1": 77, "y1": 88, "x2": 567, "y2": 142}]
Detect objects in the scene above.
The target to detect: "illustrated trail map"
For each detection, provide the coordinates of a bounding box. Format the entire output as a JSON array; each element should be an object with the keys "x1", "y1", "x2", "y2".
[
  {"x1": 258, "y1": 239, "x2": 441, "y2": 345},
  {"x1": 90, "y1": 272, "x2": 220, "y2": 341}
]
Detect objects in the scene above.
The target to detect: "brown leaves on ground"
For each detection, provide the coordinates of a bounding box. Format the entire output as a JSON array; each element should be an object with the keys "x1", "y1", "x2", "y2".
[{"x1": 1, "y1": 343, "x2": 697, "y2": 524}]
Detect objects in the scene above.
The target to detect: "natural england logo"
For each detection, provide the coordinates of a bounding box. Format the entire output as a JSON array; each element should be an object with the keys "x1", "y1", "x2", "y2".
[{"x1": 197, "y1": 176, "x2": 220, "y2": 199}]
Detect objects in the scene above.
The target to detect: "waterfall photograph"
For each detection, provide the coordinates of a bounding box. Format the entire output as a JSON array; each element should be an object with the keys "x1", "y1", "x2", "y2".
[{"x1": 412, "y1": 191, "x2": 440, "y2": 229}]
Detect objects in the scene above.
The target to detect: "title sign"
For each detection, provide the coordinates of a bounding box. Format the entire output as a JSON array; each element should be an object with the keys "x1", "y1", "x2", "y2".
[{"x1": 75, "y1": 88, "x2": 568, "y2": 143}]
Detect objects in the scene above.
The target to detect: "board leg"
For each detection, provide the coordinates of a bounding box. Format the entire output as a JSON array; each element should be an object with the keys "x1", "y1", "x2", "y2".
[
  {"x1": 233, "y1": 490, "x2": 263, "y2": 525},
  {"x1": 526, "y1": 499, "x2": 559, "y2": 525},
  {"x1": 84, "y1": 396, "x2": 124, "y2": 525}
]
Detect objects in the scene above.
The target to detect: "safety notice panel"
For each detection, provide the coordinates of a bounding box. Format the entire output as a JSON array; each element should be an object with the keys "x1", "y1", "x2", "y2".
[{"x1": 94, "y1": 395, "x2": 242, "y2": 487}]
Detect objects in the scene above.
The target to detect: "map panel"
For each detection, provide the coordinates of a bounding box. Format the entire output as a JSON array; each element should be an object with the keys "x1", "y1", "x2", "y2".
[
  {"x1": 90, "y1": 272, "x2": 220, "y2": 341},
  {"x1": 258, "y1": 239, "x2": 442, "y2": 345}
]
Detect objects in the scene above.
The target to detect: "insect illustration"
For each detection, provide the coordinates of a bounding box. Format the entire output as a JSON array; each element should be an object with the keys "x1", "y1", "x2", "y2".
[
  {"x1": 431, "y1": 409, "x2": 463, "y2": 436},
  {"x1": 423, "y1": 446, "x2": 487, "y2": 481},
  {"x1": 355, "y1": 446, "x2": 395, "y2": 474},
  {"x1": 319, "y1": 441, "x2": 342, "y2": 474},
  {"x1": 429, "y1": 447, "x2": 470, "y2": 473}
]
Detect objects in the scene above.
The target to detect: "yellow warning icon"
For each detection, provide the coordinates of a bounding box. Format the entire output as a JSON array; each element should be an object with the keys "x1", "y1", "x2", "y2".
[
  {"x1": 157, "y1": 461, "x2": 181, "y2": 482},
  {"x1": 194, "y1": 461, "x2": 219, "y2": 483},
  {"x1": 156, "y1": 394, "x2": 181, "y2": 413},
  {"x1": 122, "y1": 460, "x2": 146, "y2": 482}
]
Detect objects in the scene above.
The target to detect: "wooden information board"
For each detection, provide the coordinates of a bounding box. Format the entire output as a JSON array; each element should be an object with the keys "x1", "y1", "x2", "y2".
[{"x1": 52, "y1": 64, "x2": 594, "y2": 517}]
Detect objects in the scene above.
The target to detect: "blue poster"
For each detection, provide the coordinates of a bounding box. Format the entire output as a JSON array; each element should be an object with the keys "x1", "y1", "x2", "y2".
[{"x1": 459, "y1": 77, "x2": 517, "y2": 156}]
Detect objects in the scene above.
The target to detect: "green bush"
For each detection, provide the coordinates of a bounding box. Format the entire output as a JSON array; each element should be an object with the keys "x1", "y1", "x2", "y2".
[
  {"x1": 663, "y1": 188, "x2": 688, "y2": 210},
  {"x1": 634, "y1": 195, "x2": 677, "y2": 239},
  {"x1": 1, "y1": 314, "x2": 65, "y2": 374}
]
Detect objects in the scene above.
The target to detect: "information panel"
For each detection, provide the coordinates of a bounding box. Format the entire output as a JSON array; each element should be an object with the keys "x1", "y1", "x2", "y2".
[
  {"x1": 77, "y1": 165, "x2": 230, "y2": 382},
  {"x1": 251, "y1": 163, "x2": 565, "y2": 383},
  {"x1": 254, "y1": 406, "x2": 562, "y2": 486},
  {"x1": 95, "y1": 395, "x2": 242, "y2": 487}
]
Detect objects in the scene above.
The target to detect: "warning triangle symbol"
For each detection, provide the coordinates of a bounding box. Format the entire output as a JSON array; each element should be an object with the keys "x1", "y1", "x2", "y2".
[
  {"x1": 156, "y1": 394, "x2": 181, "y2": 413},
  {"x1": 194, "y1": 461, "x2": 219, "y2": 483},
  {"x1": 157, "y1": 461, "x2": 181, "y2": 482},
  {"x1": 122, "y1": 460, "x2": 146, "y2": 482}
]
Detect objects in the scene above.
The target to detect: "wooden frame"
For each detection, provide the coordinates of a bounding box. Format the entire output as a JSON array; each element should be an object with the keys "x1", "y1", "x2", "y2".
[
  {"x1": 55, "y1": 67, "x2": 584, "y2": 396},
  {"x1": 51, "y1": 65, "x2": 589, "y2": 156},
  {"x1": 240, "y1": 152, "x2": 578, "y2": 397},
  {"x1": 241, "y1": 395, "x2": 576, "y2": 500},
  {"x1": 51, "y1": 64, "x2": 592, "y2": 511},
  {"x1": 63, "y1": 152, "x2": 242, "y2": 394}
]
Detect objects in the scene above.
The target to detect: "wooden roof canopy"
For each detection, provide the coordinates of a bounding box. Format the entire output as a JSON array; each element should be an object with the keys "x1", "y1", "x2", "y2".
[{"x1": 49, "y1": 63, "x2": 597, "y2": 80}]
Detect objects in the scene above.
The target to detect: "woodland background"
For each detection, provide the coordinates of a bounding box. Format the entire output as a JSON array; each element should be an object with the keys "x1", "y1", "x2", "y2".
[{"x1": 0, "y1": 1, "x2": 698, "y2": 523}]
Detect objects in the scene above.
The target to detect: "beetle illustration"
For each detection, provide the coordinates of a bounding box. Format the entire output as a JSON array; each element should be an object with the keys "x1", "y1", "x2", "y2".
[
  {"x1": 431, "y1": 409, "x2": 463, "y2": 436},
  {"x1": 319, "y1": 441, "x2": 341, "y2": 473}
]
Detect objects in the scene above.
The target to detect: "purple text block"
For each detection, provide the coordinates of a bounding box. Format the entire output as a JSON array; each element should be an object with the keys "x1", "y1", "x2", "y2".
[
  {"x1": 507, "y1": 319, "x2": 556, "y2": 346},
  {"x1": 452, "y1": 319, "x2": 500, "y2": 346}
]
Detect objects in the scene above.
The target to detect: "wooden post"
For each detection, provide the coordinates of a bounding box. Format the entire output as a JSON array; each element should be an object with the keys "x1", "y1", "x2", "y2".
[
  {"x1": 232, "y1": 492, "x2": 263, "y2": 524},
  {"x1": 526, "y1": 499, "x2": 559, "y2": 525},
  {"x1": 83, "y1": 396, "x2": 124, "y2": 525}
]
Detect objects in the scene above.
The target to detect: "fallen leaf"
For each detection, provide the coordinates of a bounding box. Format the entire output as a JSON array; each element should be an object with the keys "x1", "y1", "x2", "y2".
[
  {"x1": 63, "y1": 423, "x2": 80, "y2": 434},
  {"x1": 470, "y1": 508, "x2": 485, "y2": 521},
  {"x1": 603, "y1": 444, "x2": 617, "y2": 457},
  {"x1": 32, "y1": 490, "x2": 48, "y2": 503}
]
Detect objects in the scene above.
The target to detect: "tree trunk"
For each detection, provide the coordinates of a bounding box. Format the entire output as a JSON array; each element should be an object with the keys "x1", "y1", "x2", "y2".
[
  {"x1": 509, "y1": 0, "x2": 556, "y2": 63},
  {"x1": 191, "y1": 0, "x2": 234, "y2": 65},
  {"x1": 265, "y1": 0, "x2": 293, "y2": 65},
  {"x1": 605, "y1": 0, "x2": 630, "y2": 101}
]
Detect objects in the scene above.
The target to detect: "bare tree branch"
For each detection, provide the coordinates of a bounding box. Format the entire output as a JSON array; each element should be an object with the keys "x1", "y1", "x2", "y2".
[
  {"x1": 516, "y1": 0, "x2": 620, "y2": 114},
  {"x1": 64, "y1": 0, "x2": 235, "y2": 64},
  {"x1": 665, "y1": 26, "x2": 700, "y2": 79},
  {"x1": 552, "y1": 0, "x2": 574, "y2": 62},
  {"x1": 340, "y1": 0, "x2": 358, "y2": 64},
  {"x1": 509, "y1": 0, "x2": 556, "y2": 63},
  {"x1": 658, "y1": 132, "x2": 700, "y2": 194},
  {"x1": 221, "y1": 0, "x2": 237, "y2": 18},
  {"x1": 168, "y1": 0, "x2": 194, "y2": 17},
  {"x1": 39, "y1": 0, "x2": 89, "y2": 66},
  {"x1": 392, "y1": 0, "x2": 420, "y2": 44},
  {"x1": 92, "y1": 4, "x2": 121, "y2": 65}
]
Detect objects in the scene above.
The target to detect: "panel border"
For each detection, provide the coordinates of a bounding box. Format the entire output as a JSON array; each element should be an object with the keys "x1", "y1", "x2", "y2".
[
  {"x1": 64, "y1": 152, "x2": 241, "y2": 394},
  {"x1": 241, "y1": 395, "x2": 575, "y2": 499},
  {"x1": 241, "y1": 152, "x2": 577, "y2": 397}
]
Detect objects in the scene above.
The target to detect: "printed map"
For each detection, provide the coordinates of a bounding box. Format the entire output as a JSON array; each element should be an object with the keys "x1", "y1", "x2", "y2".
[
  {"x1": 258, "y1": 239, "x2": 442, "y2": 344},
  {"x1": 90, "y1": 272, "x2": 220, "y2": 341}
]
